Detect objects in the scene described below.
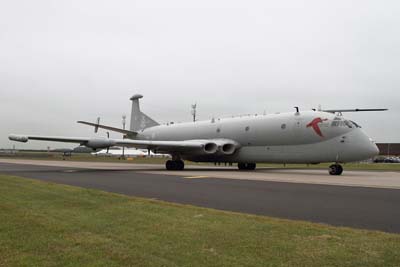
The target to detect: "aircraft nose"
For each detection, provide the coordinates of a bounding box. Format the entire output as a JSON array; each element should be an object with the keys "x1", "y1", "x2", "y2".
[
  {"x1": 351, "y1": 130, "x2": 380, "y2": 160},
  {"x1": 370, "y1": 142, "x2": 380, "y2": 157},
  {"x1": 363, "y1": 137, "x2": 380, "y2": 158}
]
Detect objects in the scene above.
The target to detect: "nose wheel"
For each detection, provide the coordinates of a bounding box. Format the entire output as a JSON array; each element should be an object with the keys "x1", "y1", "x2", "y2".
[
  {"x1": 166, "y1": 160, "x2": 185, "y2": 170},
  {"x1": 329, "y1": 164, "x2": 343, "y2": 175}
]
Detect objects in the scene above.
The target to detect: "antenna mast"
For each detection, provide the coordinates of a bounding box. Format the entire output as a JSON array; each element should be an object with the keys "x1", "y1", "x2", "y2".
[
  {"x1": 122, "y1": 115, "x2": 126, "y2": 159},
  {"x1": 191, "y1": 103, "x2": 197, "y2": 122}
]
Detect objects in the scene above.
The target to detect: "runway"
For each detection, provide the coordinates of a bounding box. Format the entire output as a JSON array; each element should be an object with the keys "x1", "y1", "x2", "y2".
[{"x1": 1, "y1": 159, "x2": 400, "y2": 233}]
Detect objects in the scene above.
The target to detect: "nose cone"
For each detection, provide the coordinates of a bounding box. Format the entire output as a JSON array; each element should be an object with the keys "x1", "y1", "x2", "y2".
[
  {"x1": 369, "y1": 142, "x2": 380, "y2": 157},
  {"x1": 341, "y1": 129, "x2": 380, "y2": 162},
  {"x1": 359, "y1": 133, "x2": 380, "y2": 159}
]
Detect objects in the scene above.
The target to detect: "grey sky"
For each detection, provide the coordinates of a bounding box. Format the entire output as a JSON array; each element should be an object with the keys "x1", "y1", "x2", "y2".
[{"x1": 1, "y1": 0, "x2": 399, "y2": 149}]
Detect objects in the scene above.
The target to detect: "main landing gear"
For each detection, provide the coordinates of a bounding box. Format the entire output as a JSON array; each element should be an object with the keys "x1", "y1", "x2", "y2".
[
  {"x1": 238, "y1": 163, "x2": 256, "y2": 170},
  {"x1": 166, "y1": 160, "x2": 185, "y2": 171},
  {"x1": 329, "y1": 164, "x2": 343, "y2": 175}
]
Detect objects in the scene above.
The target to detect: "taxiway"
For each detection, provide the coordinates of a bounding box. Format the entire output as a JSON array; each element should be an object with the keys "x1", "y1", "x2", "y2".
[{"x1": 0, "y1": 159, "x2": 399, "y2": 233}]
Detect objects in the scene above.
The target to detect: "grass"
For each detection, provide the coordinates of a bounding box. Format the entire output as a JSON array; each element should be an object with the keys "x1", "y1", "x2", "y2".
[
  {"x1": 2, "y1": 152, "x2": 400, "y2": 171},
  {"x1": 0, "y1": 175, "x2": 400, "y2": 266}
]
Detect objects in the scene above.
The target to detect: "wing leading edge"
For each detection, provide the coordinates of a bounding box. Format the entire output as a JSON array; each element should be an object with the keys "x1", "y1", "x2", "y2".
[{"x1": 8, "y1": 134, "x2": 205, "y2": 152}]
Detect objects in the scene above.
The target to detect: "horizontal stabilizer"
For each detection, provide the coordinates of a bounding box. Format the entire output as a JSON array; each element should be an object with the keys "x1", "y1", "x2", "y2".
[
  {"x1": 323, "y1": 108, "x2": 388, "y2": 113},
  {"x1": 77, "y1": 121, "x2": 137, "y2": 136}
]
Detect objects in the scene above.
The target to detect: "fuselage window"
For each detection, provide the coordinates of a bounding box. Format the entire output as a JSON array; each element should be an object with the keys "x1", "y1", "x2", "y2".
[
  {"x1": 281, "y1": 124, "x2": 286, "y2": 130},
  {"x1": 245, "y1": 126, "x2": 250, "y2": 131},
  {"x1": 216, "y1": 128, "x2": 221, "y2": 133}
]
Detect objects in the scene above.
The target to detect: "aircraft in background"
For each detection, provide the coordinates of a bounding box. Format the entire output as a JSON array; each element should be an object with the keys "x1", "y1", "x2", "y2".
[
  {"x1": 9, "y1": 94, "x2": 386, "y2": 175},
  {"x1": 93, "y1": 147, "x2": 167, "y2": 158}
]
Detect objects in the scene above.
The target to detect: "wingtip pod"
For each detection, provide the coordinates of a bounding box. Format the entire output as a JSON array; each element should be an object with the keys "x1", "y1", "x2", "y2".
[{"x1": 9, "y1": 134, "x2": 28, "y2": 143}]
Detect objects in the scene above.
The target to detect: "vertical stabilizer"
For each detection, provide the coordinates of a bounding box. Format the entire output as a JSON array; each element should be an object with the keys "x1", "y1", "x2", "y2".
[{"x1": 130, "y1": 94, "x2": 159, "y2": 131}]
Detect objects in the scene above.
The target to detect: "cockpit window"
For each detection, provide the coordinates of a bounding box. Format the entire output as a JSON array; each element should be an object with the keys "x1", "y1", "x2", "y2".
[
  {"x1": 331, "y1": 119, "x2": 361, "y2": 128},
  {"x1": 331, "y1": 117, "x2": 342, "y2": 127},
  {"x1": 350, "y1": 120, "x2": 361, "y2": 128},
  {"x1": 343, "y1": 120, "x2": 353, "y2": 128}
]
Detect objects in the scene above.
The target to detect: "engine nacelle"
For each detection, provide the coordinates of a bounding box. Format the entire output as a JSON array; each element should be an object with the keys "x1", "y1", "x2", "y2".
[
  {"x1": 85, "y1": 138, "x2": 116, "y2": 149},
  {"x1": 196, "y1": 139, "x2": 239, "y2": 155},
  {"x1": 213, "y1": 139, "x2": 239, "y2": 155},
  {"x1": 221, "y1": 143, "x2": 236, "y2": 155},
  {"x1": 203, "y1": 142, "x2": 218, "y2": 154}
]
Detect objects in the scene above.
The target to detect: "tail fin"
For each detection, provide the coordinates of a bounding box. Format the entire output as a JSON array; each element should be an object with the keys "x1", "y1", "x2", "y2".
[{"x1": 130, "y1": 94, "x2": 159, "y2": 131}]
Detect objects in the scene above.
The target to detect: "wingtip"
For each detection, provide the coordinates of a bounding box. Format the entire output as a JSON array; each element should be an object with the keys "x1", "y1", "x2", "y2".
[{"x1": 9, "y1": 134, "x2": 28, "y2": 142}]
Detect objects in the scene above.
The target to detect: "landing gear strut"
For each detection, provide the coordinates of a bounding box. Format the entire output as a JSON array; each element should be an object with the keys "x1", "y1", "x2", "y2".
[
  {"x1": 329, "y1": 164, "x2": 343, "y2": 175},
  {"x1": 166, "y1": 160, "x2": 185, "y2": 171},
  {"x1": 238, "y1": 163, "x2": 256, "y2": 170}
]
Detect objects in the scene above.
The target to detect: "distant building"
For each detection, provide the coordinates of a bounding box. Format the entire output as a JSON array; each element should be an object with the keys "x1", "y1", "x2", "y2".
[{"x1": 376, "y1": 143, "x2": 400, "y2": 156}]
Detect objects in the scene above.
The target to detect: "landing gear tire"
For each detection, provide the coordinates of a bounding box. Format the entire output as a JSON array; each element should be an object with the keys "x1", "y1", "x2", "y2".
[
  {"x1": 329, "y1": 164, "x2": 343, "y2": 175},
  {"x1": 166, "y1": 160, "x2": 185, "y2": 171},
  {"x1": 238, "y1": 163, "x2": 256, "y2": 170}
]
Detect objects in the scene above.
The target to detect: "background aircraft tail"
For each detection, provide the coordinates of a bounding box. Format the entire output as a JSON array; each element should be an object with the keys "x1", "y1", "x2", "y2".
[{"x1": 130, "y1": 94, "x2": 159, "y2": 132}]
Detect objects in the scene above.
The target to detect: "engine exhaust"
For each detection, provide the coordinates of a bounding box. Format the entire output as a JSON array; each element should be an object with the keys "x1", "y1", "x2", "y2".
[{"x1": 204, "y1": 142, "x2": 218, "y2": 154}]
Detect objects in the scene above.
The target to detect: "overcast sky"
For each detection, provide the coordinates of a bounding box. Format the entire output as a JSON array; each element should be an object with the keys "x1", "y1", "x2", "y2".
[{"x1": 1, "y1": 0, "x2": 399, "y2": 149}]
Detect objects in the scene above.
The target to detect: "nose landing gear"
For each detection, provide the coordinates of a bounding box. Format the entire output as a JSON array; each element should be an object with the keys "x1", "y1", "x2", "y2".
[
  {"x1": 329, "y1": 164, "x2": 343, "y2": 175},
  {"x1": 166, "y1": 160, "x2": 185, "y2": 170}
]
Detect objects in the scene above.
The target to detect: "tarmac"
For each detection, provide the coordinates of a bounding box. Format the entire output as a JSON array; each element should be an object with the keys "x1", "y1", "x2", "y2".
[{"x1": 1, "y1": 158, "x2": 400, "y2": 233}]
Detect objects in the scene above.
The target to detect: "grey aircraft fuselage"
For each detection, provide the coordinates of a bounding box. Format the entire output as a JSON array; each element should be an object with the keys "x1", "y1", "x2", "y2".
[{"x1": 136, "y1": 110, "x2": 379, "y2": 164}]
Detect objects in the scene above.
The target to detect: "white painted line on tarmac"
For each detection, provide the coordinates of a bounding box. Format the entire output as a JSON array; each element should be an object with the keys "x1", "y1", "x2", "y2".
[{"x1": 183, "y1": 175, "x2": 210, "y2": 179}]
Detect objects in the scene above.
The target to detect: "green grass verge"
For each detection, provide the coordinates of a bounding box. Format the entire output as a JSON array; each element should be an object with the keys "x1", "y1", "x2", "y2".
[{"x1": 0, "y1": 175, "x2": 400, "y2": 266}]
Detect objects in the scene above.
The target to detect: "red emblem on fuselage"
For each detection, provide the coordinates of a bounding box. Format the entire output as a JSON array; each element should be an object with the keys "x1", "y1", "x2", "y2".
[{"x1": 306, "y1": 117, "x2": 328, "y2": 137}]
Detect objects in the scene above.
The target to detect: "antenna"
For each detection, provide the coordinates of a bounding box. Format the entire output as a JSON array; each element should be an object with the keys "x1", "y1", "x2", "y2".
[
  {"x1": 122, "y1": 115, "x2": 126, "y2": 159},
  {"x1": 191, "y1": 103, "x2": 197, "y2": 122},
  {"x1": 94, "y1": 117, "x2": 100, "y2": 133},
  {"x1": 122, "y1": 115, "x2": 126, "y2": 131}
]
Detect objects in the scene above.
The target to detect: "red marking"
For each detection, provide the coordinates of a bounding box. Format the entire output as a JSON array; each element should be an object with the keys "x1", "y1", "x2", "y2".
[{"x1": 306, "y1": 117, "x2": 328, "y2": 137}]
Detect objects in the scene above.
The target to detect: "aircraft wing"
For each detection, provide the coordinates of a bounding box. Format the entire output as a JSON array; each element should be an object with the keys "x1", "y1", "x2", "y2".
[
  {"x1": 8, "y1": 134, "x2": 204, "y2": 152},
  {"x1": 114, "y1": 139, "x2": 205, "y2": 152},
  {"x1": 322, "y1": 108, "x2": 388, "y2": 113}
]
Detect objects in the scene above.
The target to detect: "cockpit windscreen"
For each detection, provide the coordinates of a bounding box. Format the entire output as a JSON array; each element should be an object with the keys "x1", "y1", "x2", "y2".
[{"x1": 331, "y1": 117, "x2": 361, "y2": 128}]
